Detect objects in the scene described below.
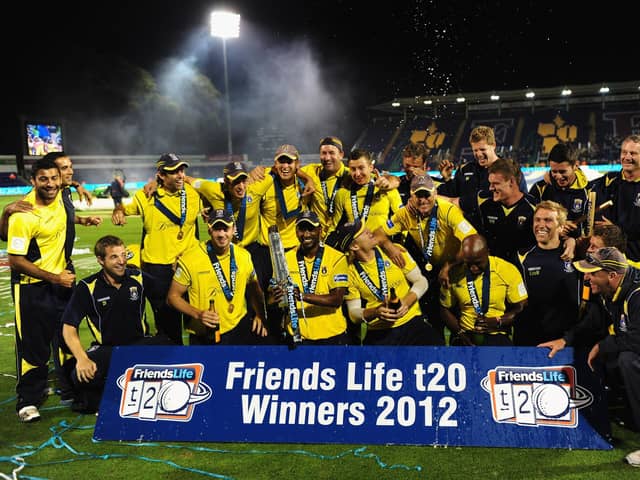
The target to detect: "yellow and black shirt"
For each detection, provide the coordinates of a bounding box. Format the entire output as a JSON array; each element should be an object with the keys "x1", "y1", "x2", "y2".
[
  {"x1": 124, "y1": 184, "x2": 201, "y2": 264},
  {"x1": 7, "y1": 190, "x2": 67, "y2": 284},
  {"x1": 284, "y1": 244, "x2": 349, "y2": 340},
  {"x1": 174, "y1": 242, "x2": 257, "y2": 336}
]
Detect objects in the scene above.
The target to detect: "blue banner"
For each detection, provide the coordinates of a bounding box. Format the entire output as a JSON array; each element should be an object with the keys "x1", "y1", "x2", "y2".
[{"x1": 93, "y1": 346, "x2": 611, "y2": 449}]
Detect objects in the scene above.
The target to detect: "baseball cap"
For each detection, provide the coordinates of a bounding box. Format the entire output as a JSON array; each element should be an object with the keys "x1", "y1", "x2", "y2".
[
  {"x1": 274, "y1": 144, "x2": 300, "y2": 161},
  {"x1": 296, "y1": 210, "x2": 321, "y2": 227},
  {"x1": 319, "y1": 136, "x2": 344, "y2": 152},
  {"x1": 156, "y1": 153, "x2": 189, "y2": 172},
  {"x1": 206, "y1": 209, "x2": 234, "y2": 227},
  {"x1": 325, "y1": 220, "x2": 366, "y2": 252},
  {"x1": 410, "y1": 174, "x2": 436, "y2": 194},
  {"x1": 573, "y1": 247, "x2": 628, "y2": 274},
  {"x1": 223, "y1": 161, "x2": 248, "y2": 181}
]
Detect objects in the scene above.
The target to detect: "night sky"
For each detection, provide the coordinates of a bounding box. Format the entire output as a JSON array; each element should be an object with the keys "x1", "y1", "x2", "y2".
[{"x1": 3, "y1": 0, "x2": 638, "y2": 155}]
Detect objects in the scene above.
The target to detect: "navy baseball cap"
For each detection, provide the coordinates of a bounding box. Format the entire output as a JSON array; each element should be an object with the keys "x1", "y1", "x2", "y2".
[
  {"x1": 223, "y1": 161, "x2": 248, "y2": 181},
  {"x1": 156, "y1": 153, "x2": 189, "y2": 172},
  {"x1": 296, "y1": 211, "x2": 321, "y2": 227},
  {"x1": 326, "y1": 220, "x2": 365, "y2": 252},
  {"x1": 207, "y1": 209, "x2": 234, "y2": 227}
]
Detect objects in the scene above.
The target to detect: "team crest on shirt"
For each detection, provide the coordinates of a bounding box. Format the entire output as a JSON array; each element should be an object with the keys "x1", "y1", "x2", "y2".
[
  {"x1": 386, "y1": 219, "x2": 394, "y2": 228},
  {"x1": 321, "y1": 266, "x2": 327, "y2": 274},
  {"x1": 384, "y1": 260, "x2": 391, "y2": 267},
  {"x1": 247, "y1": 195, "x2": 253, "y2": 203},
  {"x1": 634, "y1": 194, "x2": 640, "y2": 207},
  {"x1": 517, "y1": 216, "x2": 527, "y2": 226},
  {"x1": 571, "y1": 198, "x2": 583, "y2": 213},
  {"x1": 129, "y1": 286, "x2": 139, "y2": 301},
  {"x1": 563, "y1": 261, "x2": 575, "y2": 273}
]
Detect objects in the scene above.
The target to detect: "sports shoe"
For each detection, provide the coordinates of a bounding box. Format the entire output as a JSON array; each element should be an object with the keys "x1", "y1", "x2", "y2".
[
  {"x1": 18, "y1": 405, "x2": 41, "y2": 423},
  {"x1": 625, "y1": 449, "x2": 640, "y2": 467}
]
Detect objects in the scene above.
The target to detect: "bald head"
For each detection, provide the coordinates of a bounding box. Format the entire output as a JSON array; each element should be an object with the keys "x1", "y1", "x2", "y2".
[
  {"x1": 462, "y1": 234, "x2": 488, "y2": 257},
  {"x1": 461, "y1": 234, "x2": 489, "y2": 275}
]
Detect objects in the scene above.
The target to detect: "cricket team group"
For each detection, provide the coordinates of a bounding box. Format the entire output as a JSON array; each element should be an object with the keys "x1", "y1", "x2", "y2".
[{"x1": 4, "y1": 128, "x2": 640, "y2": 464}]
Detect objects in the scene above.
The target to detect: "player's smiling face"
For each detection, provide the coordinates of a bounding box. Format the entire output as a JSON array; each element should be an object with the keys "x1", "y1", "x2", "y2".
[
  {"x1": 227, "y1": 176, "x2": 248, "y2": 199},
  {"x1": 99, "y1": 244, "x2": 127, "y2": 281},
  {"x1": 159, "y1": 167, "x2": 186, "y2": 193},
  {"x1": 31, "y1": 167, "x2": 61, "y2": 204},
  {"x1": 319, "y1": 145, "x2": 343, "y2": 174},
  {"x1": 296, "y1": 222, "x2": 321, "y2": 252},
  {"x1": 533, "y1": 207, "x2": 561, "y2": 246},
  {"x1": 620, "y1": 139, "x2": 640, "y2": 175},
  {"x1": 209, "y1": 222, "x2": 233, "y2": 250},
  {"x1": 54, "y1": 156, "x2": 74, "y2": 187},
  {"x1": 348, "y1": 157, "x2": 373, "y2": 186},
  {"x1": 471, "y1": 140, "x2": 496, "y2": 167},
  {"x1": 549, "y1": 161, "x2": 576, "y2": 188},
  {"x1": 274, "y1": 157, "x2": 298, "y2": 182}
]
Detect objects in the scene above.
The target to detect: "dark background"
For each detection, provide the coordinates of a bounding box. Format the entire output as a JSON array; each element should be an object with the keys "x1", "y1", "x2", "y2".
[{"x1": 2, "y1": 1, "x2": 637, "y2": 157}]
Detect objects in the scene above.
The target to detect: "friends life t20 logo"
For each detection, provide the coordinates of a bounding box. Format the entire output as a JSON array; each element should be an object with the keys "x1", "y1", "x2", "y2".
[
  {"x1": 480, "y1": 366, "x2": 593, "y2": 428},
  {"x1": 117, "y1": 363, "x2": 212, "y2": 422}
]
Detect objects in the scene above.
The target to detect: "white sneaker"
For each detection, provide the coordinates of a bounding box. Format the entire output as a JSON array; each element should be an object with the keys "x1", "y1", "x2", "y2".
[
  {"x1": 625, "y1": 449, "x2": 640, "y2": 467},
  {"x1": 18, "y1": 405, "x2": 41, "y2": 423}
]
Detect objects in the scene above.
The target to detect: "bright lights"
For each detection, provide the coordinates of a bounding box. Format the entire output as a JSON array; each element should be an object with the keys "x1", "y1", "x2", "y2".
[
  {"x1": 490, "y1": 94, "x2": 500, "y2": 101},
  {"x1": 561, "y1": 89, "x2": 572, "y2": 96},
  {"x1": 456, "y1": 97, "x2": 466, "y2": 103},
  {"x1": 525, "y1": 91, "x2": 535, "y2": 99},
  {"x1": 423, "y1": 99, "x2": 433, "y2": 105},
  {"x1": 599, "y1": 86, "x2": 610, "y2": 94},
  {"x1": 210, "y1": 12, "x2": 240, "y2": 38},
  {"x1": 391, "y1": 102, "x2": 401, "y2": 107},
  {"x1": 210, "y1": 10, "x2": 241, "y2": 157}
]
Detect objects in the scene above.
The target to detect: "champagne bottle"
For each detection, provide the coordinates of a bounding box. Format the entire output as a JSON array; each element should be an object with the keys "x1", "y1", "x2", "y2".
[
  {"x1": 209, "y1": 299, "x2": 221, "y2": 343},
  {"x1": 388, "y1": 287, "x2": 401, "y2": 311}
]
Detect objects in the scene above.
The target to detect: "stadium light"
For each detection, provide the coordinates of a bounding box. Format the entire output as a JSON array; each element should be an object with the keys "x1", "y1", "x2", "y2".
[
  {"x1": 391, "y1": 102, "x2": 401, "y2": 107},
  {"x1": 456, "y1": 97, "x2": 466, "y2": 103},
  {"x1": 423, "y1": 99, "x2": 433, "y2": 105},
  {"x1": 525, "y1": 91, "x2": 535, "y2": 99},
  {"x1": 210, "y1": 11, "x2": 241, "y2": 158},
  {"x1": 599, "y1": 86, "x2": 610, "y2": 94},
  {"x1": 561, "y1": 89, "x2": 572, "y2": 96},
  {"x1": 490, "y1": 94, "x2": 500, "y2": 101}
]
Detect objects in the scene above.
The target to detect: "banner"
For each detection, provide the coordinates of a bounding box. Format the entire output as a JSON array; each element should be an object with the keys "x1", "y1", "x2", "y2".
[{"x1": 93, "y1": 346, "x2": 611, "y2": 449}]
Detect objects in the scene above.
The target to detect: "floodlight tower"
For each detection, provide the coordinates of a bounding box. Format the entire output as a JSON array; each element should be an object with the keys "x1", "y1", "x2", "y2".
[{"x1": 210, "y1": 11, "x2": 240, "y2": 158}]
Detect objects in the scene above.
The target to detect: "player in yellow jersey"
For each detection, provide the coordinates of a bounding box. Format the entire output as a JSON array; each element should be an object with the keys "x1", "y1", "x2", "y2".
[
  {"x1": 188, "y1": 161, "x2": 273, "y2": 294},
  {"x1": 167, "y1": 210, "x2": 268, "y2": 344},
  {"x1": 374, "y1": 174, "x2": 477, "y2": 342},
  {"x1": 258, "y1": 144, "x2": 314, "y2": 250},
  {"x1": 333, "y1": 220, "x2": 440, "y2": 345},
  {"x1": 302, "y1": 137, "x2": 350, "y2": 235},
  {"x1": 268, "y1": 211, "x2": 349, "y2": 345},
  {"x1": 111, "y1": 153, "x2": 202, "y2": 345},
  {"x1": 7, "y1": 157, "x2": 75, "y2": 422},
  {"x1": 440, "y1": 234, "x2": 528, "y2": 346},
  {"x1": 329, "y1": 149, "x2": 403, "y2": 238}
]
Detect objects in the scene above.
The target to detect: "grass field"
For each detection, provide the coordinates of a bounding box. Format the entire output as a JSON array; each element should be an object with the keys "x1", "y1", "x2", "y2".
[{"x1": 1, "y1": 193, "x2": 640, "y2": 479}]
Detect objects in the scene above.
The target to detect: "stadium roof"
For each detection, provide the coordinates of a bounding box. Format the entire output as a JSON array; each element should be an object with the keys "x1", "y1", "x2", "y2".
[{"x1": 369, "y1": 81, "x2": 640, "y2": 115}]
